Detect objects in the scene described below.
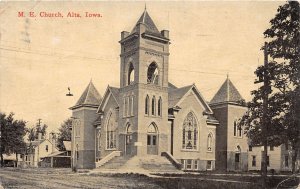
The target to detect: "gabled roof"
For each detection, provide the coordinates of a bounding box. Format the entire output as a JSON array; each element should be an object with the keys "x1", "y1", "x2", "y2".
[
  {"x1": 210, "y1": 77, "x2": 244, "y2": 105},
  {"x1": 168, "y1": 84, "x2": 213, "y2": 114},
  {"x1": 97, "y1": 85, "x2": 120, "y2": 113},
  {"x1": 109, "y1": 86, "x2": 120, "y2": 104},
  {"x1": 70, "y1": 81, "x2": 102, "y2": 110},
  {"x1": 168, "y1": 82, "x2": 178, "y2": 90},
  {"x1": 131, "y1": 9, "x2": 161, "y2": 35},
  {"x1": 168, "y1": 85, "x2": 193, "y2": 109}
]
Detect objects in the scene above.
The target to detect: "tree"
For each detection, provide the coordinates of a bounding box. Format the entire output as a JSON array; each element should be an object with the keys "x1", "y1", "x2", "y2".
[
  {"x1": 264, "y1": 1, "x2": 300, "y2": 173},
  {"x1": 0, "y1": 112, "x2": 27, "y2": 167},
  {"x1": 241, "y1": 1, "x2": 299, "y2": 180},
  {"x1": 56, "y1": 118, "x2": 72, "y2": 151},
  {"x1": 239, "y1": 50, "x2": 284, "y2": 187},
  {"x1": 26, "y1": 123, "x2": 48, "y2": 142}
]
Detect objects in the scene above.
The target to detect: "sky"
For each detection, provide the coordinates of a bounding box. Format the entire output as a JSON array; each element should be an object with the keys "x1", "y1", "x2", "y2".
[{"x1": 0, "y1": 1, "x2": 284, "y2": 134}]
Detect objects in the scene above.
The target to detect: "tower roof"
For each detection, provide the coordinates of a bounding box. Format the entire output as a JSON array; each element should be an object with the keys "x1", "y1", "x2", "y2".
[
  {"x1": 72, "y1": 81, "x2": 102, "y2": 109},
  {"x1": 210, "y1": 77, "x2": 244, "y2": 104},
  {"x1": 131, "y1": 9, "x2": 160, "y2": 34}
]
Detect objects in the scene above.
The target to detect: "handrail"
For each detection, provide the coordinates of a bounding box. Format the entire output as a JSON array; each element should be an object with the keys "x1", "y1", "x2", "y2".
[
  {"x1": 95, "y1": 151, "x2": 121, "y2": 167},
  {"x1": 161, "y1": 151, "x2": 182, "y2": 169}
]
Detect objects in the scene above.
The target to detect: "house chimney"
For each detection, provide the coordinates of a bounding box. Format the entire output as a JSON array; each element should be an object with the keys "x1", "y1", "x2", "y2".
[
  {"x1": 50, "y1": 132, "x2": 57, "y2": 152},
  {"x1": 38, "y1": 132, "x2": 42, "y2": 141}
]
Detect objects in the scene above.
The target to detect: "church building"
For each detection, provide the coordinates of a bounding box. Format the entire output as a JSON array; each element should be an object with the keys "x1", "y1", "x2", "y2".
[{"x1": 69, "y1": 9, "x2": 247, "y2": 172}]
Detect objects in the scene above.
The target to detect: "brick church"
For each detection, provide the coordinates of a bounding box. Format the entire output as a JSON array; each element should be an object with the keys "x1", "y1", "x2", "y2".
[{"x1": 70, "y1": 9, "x2": 248, "y2": 172}]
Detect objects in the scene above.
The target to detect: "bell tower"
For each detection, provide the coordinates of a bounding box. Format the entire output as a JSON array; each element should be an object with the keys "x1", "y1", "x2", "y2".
[{"x1": 119, "y1": 8, "x2": 170, "y2": 156}]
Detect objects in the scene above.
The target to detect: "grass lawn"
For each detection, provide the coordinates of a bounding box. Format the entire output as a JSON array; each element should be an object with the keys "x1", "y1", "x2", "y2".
[{"x1": 0, "y1": 168, "x2": 295, "y2": 189}]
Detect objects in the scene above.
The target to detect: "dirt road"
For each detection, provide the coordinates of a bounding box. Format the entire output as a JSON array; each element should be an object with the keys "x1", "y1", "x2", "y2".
[{"x1": 0, "y1": 168, "x2": 161, "y2": 189}]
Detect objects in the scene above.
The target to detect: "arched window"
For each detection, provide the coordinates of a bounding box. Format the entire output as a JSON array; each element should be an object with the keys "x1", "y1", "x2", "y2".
[
  {"x1": 97, "y1": 131, "x2": 101, "y2": 151},
  {"x1": 130, "y1": 96, "x2": 134, "y2": 116},
  {"x1": 147, "y1": 123, "x2": 158, "y2": 147},
  {"x1": 182, "y1": 112, "x2": 198, "y2": 150},
  {"x1": 145, "y1": 95, "x2": 149, "y2": 115},
  {"x1": 238, "y1": 125, "x2": 242, "y2": 137},
  {"x1": 147, "y1": 62, "x2": 159, "y2": 84},
  {"x1": 128, "y1": 63, "x2": 135, "y2": 85},
  {"x1": 234, "y1": 121, "x2": 237, "y2": 136},
  {"x1": 106, "y1": 112, "x2": 116, "y2": 149},
  {"x1": 148, "y1": 123, "x2": 157, "y2": 133},
  {"x1": 158, "y1": 97, "x2": 162, "y2": 116},
  {"x1": 76, "y1": 144, "x2": 79, "y2": 160},
  {"x1": 151, "y1": 96, "x2": 156, "y2": 116},
  {"x1": 126, "y1": 123, "x2": 132, "y2": 144},
  {"x1": 125, "y1": 96, "x2": 129, "y2": 117},
  {"x1": 234, "y1": 120, "x2": 242, "y2": 137},
  {"x1": 207, "y1": 133, "x2": 213, "y2": 151}
]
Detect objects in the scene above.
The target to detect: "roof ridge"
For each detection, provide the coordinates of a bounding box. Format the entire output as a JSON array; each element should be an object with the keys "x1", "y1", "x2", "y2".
[
  {"x1": 84, "y1": 81, "x2": 92, "y2": 104},
  {"x1": 172, "y1": 84, "x2": 194, "y2": 91}
]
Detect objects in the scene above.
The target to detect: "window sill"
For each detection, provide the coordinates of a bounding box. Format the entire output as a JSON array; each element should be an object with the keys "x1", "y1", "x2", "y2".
[
  {"x1": 144, "y1": 114, "x2": 162, "y2": 119},
  {"x1": 181, "y1": 149, "x2": 199, "y2": 152},
  {"x1": 207, "y1": 150, "x2": 213, "y2": 153},
  {"x1": 123, "y1": 115, "x2": 134, "y2": 118},
  {"x1": 105, "y1": 148, "x2": 117, "y2": 151},
  {"x1": 234, "y1": 136, "x2": 243, "y2": 139}
]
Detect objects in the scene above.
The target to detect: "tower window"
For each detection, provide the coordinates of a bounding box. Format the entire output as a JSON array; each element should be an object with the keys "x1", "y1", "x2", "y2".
[
  {"x1": 130, "y1": 96, "x2": 134, "y2": 116},
  {"x1": 207, "y1": 133, "x2": 213, "y2": 151},
  {"x1": 147, "y1": 62, "x2": 159, "y2": 84},
  {"x1": 145, "y1": 95, "x2": 149, "y2": 115},
  {"x1": 124, "y1": 97, "x2": 128, "y2": 117},
  {"x1": 234, "y1": 121, "x2": 237, "y2": 136},
  {"x1": 238, "y1": 125, "x2": 242, "y2": 137},
  {"x1": 128, "y1": 63, "x2": 135, "y2": 85},
  {"x1": 123, "y1": 98, "x2": 126, "y2": 117},
  {"x1": 76, "y1": 144, "x2": 79, "y2": 160},
  {"x1": 158, "y1": 97, "x2": 162, "y2": 116},
  {"x1": 151, "y1": 96, "x2": 156, "y2": 116}
]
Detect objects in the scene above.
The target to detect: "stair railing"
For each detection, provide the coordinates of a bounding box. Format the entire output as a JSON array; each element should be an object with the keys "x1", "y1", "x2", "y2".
[{"x1": 161, "y1": 151, "x2": 182, "y2": 169}]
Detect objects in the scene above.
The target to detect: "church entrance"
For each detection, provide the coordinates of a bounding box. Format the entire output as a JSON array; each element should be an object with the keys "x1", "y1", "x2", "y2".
[
  {"x1": 147, "y1": 123, "x2": 158, "y2": 155},
  {"x1": 125, "y1": 124, "x2": 133, "y2": 156}
]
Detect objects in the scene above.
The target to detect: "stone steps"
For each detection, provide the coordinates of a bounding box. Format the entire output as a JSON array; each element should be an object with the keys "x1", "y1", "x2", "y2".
[
  {"x1": 97, "y1": 156, "x2": 131, "y2": 170},
  {"x1": 94, "y1": 154, "x2": 182, "y2": 174}
]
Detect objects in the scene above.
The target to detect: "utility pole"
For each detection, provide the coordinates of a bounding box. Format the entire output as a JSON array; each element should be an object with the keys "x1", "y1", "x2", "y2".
[
  {"x1": 36, "y1": 118, "x2": 42, "y2": 167},
  {"x1": 37, "y1": 119, "x2": 42, "y2": 127},
  {"x1": 261, "y1": 42, "x2": 269, "y2": 187}
]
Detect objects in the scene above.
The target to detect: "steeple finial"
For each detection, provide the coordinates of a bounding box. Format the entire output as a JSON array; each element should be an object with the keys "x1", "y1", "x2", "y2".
[
  {"x1": 144, "y1": 3, "x2": 147, "y2": 11},
  {"x1": 226, "y1": 73, "x2": 229, "y2": 79}
]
